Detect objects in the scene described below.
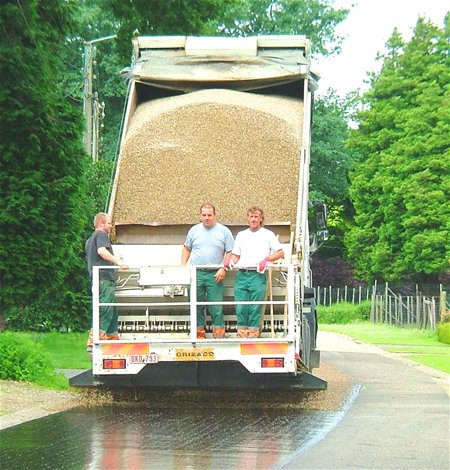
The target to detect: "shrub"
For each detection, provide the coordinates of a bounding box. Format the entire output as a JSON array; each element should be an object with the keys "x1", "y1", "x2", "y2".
[
  {"x1": 0, "y1": 332, "x2": 68, "y2": 389},
  {"x1": 355, "y1": 301, "x2": 372, "y2": 321},
  {"x1": 437, "y1": 322, "x2": 450, "y2": 345},
  {"x1": 317, "y1": 301, "x2": 370, "y2": 324},
  {"x1": 5, "y1": 295, "x2": 90, "y2": 333}
]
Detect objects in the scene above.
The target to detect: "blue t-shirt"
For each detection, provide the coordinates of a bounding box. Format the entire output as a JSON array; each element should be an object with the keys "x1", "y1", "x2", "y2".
[{"x1": 184, "y1": 223, "x2": 234, "y2": 266}]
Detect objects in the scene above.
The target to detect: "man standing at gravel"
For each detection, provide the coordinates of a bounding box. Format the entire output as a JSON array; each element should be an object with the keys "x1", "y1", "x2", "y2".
[
  {"x1": 85, "y1": 213, "x2": 128, "y2": 351},
  {"x1": 182, "y1": 203, "x2": 234, "y2": 339},
  {"x1": 224, "y1": 207, "x2": 284, "y2": 338}
]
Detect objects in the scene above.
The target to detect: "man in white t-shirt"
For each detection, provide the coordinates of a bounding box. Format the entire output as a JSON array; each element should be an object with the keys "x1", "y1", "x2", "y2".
[
  {"x1": 182, "y1": 203, "x2": 234, "y2": 339},
  {"x1": 224, "y1": 207, "x2": 284, "y2": 338}
]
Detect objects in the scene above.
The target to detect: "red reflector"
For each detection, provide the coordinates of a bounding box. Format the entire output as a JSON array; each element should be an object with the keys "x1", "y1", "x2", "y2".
[
  {"x1": 261, "y1": 357, "x2": 285, "y2": 368},
  {"x1": 103, "y1": 359, "x2": 126, "y2": 369}
]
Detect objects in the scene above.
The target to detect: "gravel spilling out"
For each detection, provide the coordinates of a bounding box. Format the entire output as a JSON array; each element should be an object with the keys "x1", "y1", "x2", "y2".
[{"x1": 77, "y1": 362, "x2": 352, "y2": 412}]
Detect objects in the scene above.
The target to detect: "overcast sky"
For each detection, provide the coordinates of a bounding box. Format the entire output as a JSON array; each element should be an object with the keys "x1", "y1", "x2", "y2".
[{"x1": 315, "y1": 0, "x2": 449, "y2": 97}]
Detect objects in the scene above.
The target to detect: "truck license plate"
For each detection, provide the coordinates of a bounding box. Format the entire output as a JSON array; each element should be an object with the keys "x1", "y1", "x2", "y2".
[{"x1": 129, "y1": 353, "x2": 159, "y2": 364}]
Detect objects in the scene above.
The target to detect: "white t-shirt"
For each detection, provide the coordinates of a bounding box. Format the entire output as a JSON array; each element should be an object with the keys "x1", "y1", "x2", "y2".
[{"x1": 232, "y1": 227, "x2": 283, "y2": 268}]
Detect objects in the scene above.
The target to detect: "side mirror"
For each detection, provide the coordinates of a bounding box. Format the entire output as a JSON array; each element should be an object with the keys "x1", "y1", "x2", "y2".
[
  {"x1": 316, "y1": 211, "x2": 327, "y2": 229},
  {"x1": 317, "y1": 229, "x2": 329, "y2": 243}
]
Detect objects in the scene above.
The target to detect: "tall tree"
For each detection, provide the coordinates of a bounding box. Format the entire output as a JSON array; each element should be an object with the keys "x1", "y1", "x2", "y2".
[
  {"x1": 309, "y1": 92, "x2": 357, "y2": 271},
  {"x1": 311, "y1": 92, "x2": 354, "y2": 203},
  {"x1": 108, "y1": 0, "x2": 236, "y2": 58},
  {"x1": 346, "y1": 16, "x2": 450, "y2": 283},
  {"x1": 218, "y1": 0, "x2": 349, "y2": 55},
  {"x1": 0, "y1": 0, "x2": 90, "y2": 328}
]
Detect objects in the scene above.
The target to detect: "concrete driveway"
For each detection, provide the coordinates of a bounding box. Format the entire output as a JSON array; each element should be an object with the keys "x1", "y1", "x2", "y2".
[{"x1": 283, "y1": 331, "x2": 449, "y2": 469}]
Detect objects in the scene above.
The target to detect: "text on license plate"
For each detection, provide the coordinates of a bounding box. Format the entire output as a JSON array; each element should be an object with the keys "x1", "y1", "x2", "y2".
[{"x1": 129, "y1": 353, "x2": 159, "y2": 364}]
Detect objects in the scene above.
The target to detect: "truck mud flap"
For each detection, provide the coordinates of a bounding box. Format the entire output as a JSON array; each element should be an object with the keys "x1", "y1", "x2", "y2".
[{"x1": 69, "y1": 361, "x2": 327, "y2": 390}]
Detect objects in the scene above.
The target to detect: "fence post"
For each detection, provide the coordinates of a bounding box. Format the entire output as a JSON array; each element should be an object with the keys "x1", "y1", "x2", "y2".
[
  {"x1": 358, "y1": 285, "x2": 362, "y2": 304},
  {"x1": 440, "y1": 289, "x2": 447, "y2": 322},
  {"x1": 385, "y1": 282, "x2": 389, "y2": 324},
  {"x1": 371, "y1": 280, "x2": 377, "y2": 322},
  {"x1": 377, "y1": 294, "x2": 382, "y2": 323},
  {"x1": 399, "y1": 294, "x2": 403, "y2": 325},
  {"x1": 430, "y1": 298, "x2": 436, "y2": 329},
  {"x1": 329, "y1": 285, "x2": 332, "y2": 306},
  {"x1": 416, "y1": 285, "x2": 421, "y2": 328},
  {"x1": 407, "y1": 296, "x2": 411, "y2": 325}
]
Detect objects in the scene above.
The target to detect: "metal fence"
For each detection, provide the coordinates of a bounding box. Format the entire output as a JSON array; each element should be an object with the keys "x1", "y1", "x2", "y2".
[
  {"x1": 314, "y1": 282, "x2": 448, "y2": 330},
  {"x1": 315, "y1": 285, "x2": 372, "y2": 306},
  {"x1": 371, "y1": 291, "x2": 437, "y2": 329}
]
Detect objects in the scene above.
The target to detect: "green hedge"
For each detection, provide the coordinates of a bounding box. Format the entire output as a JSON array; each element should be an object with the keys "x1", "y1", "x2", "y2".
[
  {"x1": 0, "y1": 332, "x2": 68, "y2": 389},
  {"x1": 317, "y1": 301, "x2": 371, "y2": 324},
  {"x1": 437, "y1": 322, "x2": 450, "y2": 345}
]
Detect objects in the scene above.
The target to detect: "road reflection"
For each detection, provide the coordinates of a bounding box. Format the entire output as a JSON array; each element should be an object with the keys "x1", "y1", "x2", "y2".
[{"x1": 1, "y1": 406, "x2": 338, "y2": 469}]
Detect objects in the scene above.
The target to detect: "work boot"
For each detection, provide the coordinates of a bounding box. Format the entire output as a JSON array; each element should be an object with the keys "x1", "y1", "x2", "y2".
[
  {"x1": 86, "y1": 330, "x2": 93, "y2": 352},
  {"x1": 212, "y1": 327, "x2": 225, "y2": 339},
  {"x1": 197, "y1": 328, "x2": 206, "y2": 339},
  {"x1": 106, "y1": 333, "x2": 120, "y2": 340},
  {"x1": 237, "y1": 328, "x2": 248, "y2": 338},
  {"x1": 247, "y1": 328, "x2": 260, "y2": 338}
]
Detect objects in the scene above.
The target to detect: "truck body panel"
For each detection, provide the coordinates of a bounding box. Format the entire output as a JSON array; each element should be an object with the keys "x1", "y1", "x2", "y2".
[{"x1": 70, "y1": 35, "x2": 326, "y2": 390}]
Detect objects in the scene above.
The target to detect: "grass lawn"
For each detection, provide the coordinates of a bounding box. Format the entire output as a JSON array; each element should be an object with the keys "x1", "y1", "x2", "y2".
[
  {"x1": 404, "y1": 355, "x2": 450, "y2": 373},
  {"x1": 320, "y1": 322, "x2": 450, "y2": 374},
  {"x1": 15, "y1": 332, "x2": 91, "y2": 369}
]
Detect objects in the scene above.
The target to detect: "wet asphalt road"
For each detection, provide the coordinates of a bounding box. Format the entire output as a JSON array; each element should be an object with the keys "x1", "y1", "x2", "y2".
[
  {"x1": 1, "y1": 332, "x2": 448, "y2": 469},
  {"x1": 0, "y1": 405, "x2": 345, "y2": 469}
]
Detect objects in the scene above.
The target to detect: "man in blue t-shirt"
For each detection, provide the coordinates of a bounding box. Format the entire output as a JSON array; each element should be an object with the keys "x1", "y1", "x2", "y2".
[{"x1": 182, "y1": 203, "x2": 234, "y2": 339}]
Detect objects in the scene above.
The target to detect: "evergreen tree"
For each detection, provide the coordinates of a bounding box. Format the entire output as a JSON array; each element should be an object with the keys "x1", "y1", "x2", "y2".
[
  {"x1": 0, "y1": 0, "x2": 90, "y2": 329},
  {"x1": 346, "y1": 17, "x2": 450, "y2": 283}
]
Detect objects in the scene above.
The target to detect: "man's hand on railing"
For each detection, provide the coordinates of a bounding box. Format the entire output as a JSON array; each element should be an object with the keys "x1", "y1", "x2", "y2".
[
  {"x1": 223, "y1": 258, "x2": 235, "y2": 270},
  {"x1": 117, "y1": 257, "x2": 129, "y2": 270},
  {"x1": 257, "y1": 257, "x2": 270, "y2": 273}
]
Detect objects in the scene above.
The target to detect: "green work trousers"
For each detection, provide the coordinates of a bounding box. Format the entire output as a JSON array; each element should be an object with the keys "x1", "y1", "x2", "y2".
[
  {"x1": 99, "y1": 279, "x2": 118, "y2": 335},
  {"x1": 196, "y1": 270, "x2": 224, "y2": 328},
  {"x1": 234, "y1": 271, "x2": 267, "y2": 330}
]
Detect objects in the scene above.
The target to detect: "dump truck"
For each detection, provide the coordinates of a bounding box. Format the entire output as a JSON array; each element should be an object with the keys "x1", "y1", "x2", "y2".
[{"x1": 71, "y1": 35, "x2": 327, "y2": 390}]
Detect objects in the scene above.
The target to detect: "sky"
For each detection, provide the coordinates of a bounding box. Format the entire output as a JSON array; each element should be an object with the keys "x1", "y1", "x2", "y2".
[{"x1": 315, "y1": 0, "x2": 449, "y2": 97}]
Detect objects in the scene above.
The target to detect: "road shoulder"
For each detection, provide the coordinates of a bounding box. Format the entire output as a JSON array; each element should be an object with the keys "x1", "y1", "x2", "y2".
[{"x1": 283, "y1": 331, "x2": 450, "y2": 469}]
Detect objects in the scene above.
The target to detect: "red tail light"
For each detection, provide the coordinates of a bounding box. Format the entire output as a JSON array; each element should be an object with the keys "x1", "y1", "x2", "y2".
[
  {"x1": 103, "y1": 359, "x2": 126, "y2": 369},
  {"x1": 261, "y1": 357, "x2": 285, "y2": 368}
]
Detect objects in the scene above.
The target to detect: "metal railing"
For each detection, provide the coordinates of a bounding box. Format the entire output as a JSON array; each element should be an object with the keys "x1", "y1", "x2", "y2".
[{"x1": 92, "y1": 264, "x2": 298, "y2": 341}]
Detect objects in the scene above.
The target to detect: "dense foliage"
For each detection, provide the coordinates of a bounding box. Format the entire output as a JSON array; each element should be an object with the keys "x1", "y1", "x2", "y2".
[
  {"x1": 0, "y1": 332, "x2": 68, "y2": 388},
  {"x1": 437, "y1": 322, "x2": 450, "y2": 345},
  {"x1": 310, "y1": 93, "x2": 356, "y2": 270},
  {"x1": 346, "y1": 17, "x2": 450, "y2": 284},
  {"x1": 311, "y1": 93, "x2": 354, "y2": 202},
  {"x1": 0, "y1": 0, "x2": 90, "y2": 329},
  {"x1": 317, "y1": 301, "x2": 371, "y2": 324},
  {"x1": 212, "y1": 0, "x2": 348, "y2": 55}
]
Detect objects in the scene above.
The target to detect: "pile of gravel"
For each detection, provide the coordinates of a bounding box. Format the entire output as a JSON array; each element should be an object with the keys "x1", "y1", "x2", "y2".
[{"x1": 113, "y1": 88, "x2": 304, "y2": 227}]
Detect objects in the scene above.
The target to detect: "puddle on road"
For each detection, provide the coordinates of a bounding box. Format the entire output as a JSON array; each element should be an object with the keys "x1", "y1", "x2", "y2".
[{"x1": 0, "y1": 406, "x2": 342, "y2": 469}]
